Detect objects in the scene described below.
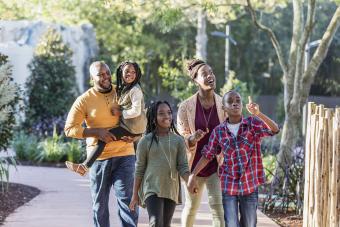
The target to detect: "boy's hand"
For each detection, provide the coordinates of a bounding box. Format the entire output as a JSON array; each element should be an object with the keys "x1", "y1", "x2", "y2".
[{"x1": 246, "y1": 96, "x2": 260, "y2": 116}]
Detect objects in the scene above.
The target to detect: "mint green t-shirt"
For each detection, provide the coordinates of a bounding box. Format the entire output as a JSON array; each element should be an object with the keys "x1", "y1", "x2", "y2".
[{"x1": 135, "y1": 132, "x2": 189, "y2": 207}]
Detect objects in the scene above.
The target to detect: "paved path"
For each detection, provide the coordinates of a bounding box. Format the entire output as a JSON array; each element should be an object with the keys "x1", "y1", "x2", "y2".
[{"x1": 4, "y1": 166, "x2": 279, "y2": 227}]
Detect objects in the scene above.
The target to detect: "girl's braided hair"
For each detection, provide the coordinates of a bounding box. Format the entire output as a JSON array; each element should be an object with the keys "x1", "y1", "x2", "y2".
[
  {"x1": 116, "y1": 61, "x2": 142, "y2": 97},
  {"x1": 146, "y1": 100, "x2": 180, "y2": 150}
]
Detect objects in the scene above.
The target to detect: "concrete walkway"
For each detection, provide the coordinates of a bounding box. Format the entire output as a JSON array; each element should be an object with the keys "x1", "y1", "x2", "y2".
[{"x1": 4, "y1": 166, "x2": 279, "y2": 227}]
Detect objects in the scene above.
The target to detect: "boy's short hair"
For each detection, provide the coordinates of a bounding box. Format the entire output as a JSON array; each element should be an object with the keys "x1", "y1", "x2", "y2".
[{"x1": 222, "y1": 90, "x2": 241, "y2": 105}]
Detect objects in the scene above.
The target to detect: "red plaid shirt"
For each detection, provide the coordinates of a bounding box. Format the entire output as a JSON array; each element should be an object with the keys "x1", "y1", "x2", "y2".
[{"x1": 202, "y1": 116, "x2": 278, "y2": 195}]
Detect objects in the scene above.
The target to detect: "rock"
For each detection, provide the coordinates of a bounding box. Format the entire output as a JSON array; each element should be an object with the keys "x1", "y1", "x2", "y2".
[{"x1": 0, "y1": 20, "x2": 98, "y2": 92}]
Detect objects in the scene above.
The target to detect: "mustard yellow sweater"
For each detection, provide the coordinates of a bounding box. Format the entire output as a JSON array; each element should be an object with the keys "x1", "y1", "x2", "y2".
[{"x1": 64, "y1": 86, "x2": 134, "y2": 160}]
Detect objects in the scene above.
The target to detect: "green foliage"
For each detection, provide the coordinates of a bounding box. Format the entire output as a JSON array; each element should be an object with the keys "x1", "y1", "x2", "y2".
[
  {"x1": 1, "y1": 0, "x2": 338, "y2": 102},
  {"x1": 0, "y1": 53, "x2": 20, "y2": 152},
  {"x1": 37, "y1": 128, "x2": 67, "y2": 163},
  {"x1": 37, "y1": 128, "x2": 84, "y2": 163},
  {"x1": 262, "y1": 154, "x2": 276, "y2": 182},
  {"x1": 11, "y1": 132, "x2": 41, "y2": 162},
  {"x1": 65, "y1": 139, "x2": 84, "y2": 163},
  {"x1": 158, "y1": 59, "x2": 196, "y2": 101},
  {"x1": 37, "y1": 128, "x2": 85, "y2": 163},
  {"x1": 0, "y1": 156, "x2": 16, "y2": 193},
  {"x1": 12, "y1": 129, "x2": 84, "y2": 164},
  {"x1": 297, "y1": 3, "x2": 340, "y2": 96},
  {"x1": 261, "y1": 146, "x2": 304, "y2": 214},
  {"x1": 0, "y1": 53, "x2": 19, "y2": 191},
  {"x1": 24, "y1": 28, "x2": 78, "y2": 136},
  {"x1": 151, "y1": 8, "x2": 185, "y2": 33}
]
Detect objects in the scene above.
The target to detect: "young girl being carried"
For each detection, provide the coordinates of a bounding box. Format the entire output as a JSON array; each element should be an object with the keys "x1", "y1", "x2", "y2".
[
  {"x1": 129, "y1": 101, "x2": 192, "y2": 227},
  {"x1": 66, "y1": 61, "x2": 147, "y2": 176}
]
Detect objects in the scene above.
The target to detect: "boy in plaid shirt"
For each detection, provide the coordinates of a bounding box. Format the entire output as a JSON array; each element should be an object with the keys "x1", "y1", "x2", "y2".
[{"x1": 188, "y1": 90, "x2": 279, "y2": 227}]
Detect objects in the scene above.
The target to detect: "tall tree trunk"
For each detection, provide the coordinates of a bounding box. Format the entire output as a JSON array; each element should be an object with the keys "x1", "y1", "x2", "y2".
[
  {"x1": 247, "y1": 0, "x2": 340, "y2": 183},
  {"x1": 196, "y1": 8, "x2": 207, "y2": 61},
  {"x1": 273, "y1": 110, "x2": 301, "y2": 182}
]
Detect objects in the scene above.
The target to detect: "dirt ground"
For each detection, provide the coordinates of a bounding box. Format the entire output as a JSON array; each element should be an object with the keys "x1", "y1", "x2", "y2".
[{"x1": 266, "y1": 211, "x2": 303, "y2": 227}]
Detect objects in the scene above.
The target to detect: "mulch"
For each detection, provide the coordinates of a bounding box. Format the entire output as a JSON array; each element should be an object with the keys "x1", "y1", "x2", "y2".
[
  {"x1": 0, "y1": 182, "x2": 40, "y2": 225},
  {"x1": 266, "y1": 211, "x2": 303, "y2": 227}
]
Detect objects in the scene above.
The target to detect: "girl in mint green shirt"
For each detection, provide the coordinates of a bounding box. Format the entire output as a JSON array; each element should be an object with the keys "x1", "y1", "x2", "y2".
[{"x1": 129, "y1": 101, "x2": 190, "y2": 227}]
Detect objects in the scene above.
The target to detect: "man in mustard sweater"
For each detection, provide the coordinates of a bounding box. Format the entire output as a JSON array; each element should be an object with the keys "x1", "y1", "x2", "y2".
[{"x1": 64, "y1": 61, "x2": 138, "y2": 227}]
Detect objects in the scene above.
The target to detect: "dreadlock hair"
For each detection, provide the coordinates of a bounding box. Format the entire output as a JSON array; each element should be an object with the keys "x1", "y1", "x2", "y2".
[
  {"x1": 146, "y1": 100, "x2": 180, "y2": 150},
  {"x1": 115, "y1": 61, "x2": 142, "y2": 97},
  {"x1": 186, "y1": 58, "x2": 207, "y2": 80}
]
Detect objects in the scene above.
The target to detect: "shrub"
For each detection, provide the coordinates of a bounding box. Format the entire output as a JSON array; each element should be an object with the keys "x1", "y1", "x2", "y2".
[
  {"x1": 30, "y1": 116, "x2": 66, "y2": 139},
  {"x1": 11, "y1": 131, "x2": 41, "y2": 162},
  {"x1": 261, "y1": 134, "x2": 281, "y2": 156},
  {"x1": 262, "y1": 154, "x2": 277, "y2": 182},
  {"x1": 0, "y1": 156, "x2": 16, "y2": 193},
  {"x1": 260, "y1": 145, "x2": 304, "y2": 215},
  {"x1": 0, "y1": 53, "x2": 20, "y2": 151},
  {"x1": 65, "y1": 139, "x2": 85, "y2": 163},
  {"x1": 24, "y1": 28, "x2": 78, "y2": 136},
  {"x1": 12, "y1": 130, "x2": 85, "y2": 164},
  {"x1": 0, "y1": 52, "x2": 20, "y2": 191},
  {"x1": 37, "y1": 127, "x2": 67, "y2": 163}
]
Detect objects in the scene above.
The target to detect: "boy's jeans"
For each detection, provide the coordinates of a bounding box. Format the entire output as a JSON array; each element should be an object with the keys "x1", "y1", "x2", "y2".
[
  {"x1": 222, "y1": 190, "x2": 258, "y2": 227},
  {"x1": 89, "y1": 155, "x2": 138, "y2": 227}
]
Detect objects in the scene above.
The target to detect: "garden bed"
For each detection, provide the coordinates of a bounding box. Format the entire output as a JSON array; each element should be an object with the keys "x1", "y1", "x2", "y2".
[
  {"x1": 0, "y1": 182, "x2": 40, "y2": 225},
  {"x1": 266, "y1": 211, "x2": 302, "y2": 227}
]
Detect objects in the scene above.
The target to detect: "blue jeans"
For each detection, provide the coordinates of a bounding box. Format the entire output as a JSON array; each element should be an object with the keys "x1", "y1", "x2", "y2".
[
  {"x1": 222, "y1": 190, "x2": 258, "y2": 227},
  {"x1": 89, "y1": 155, "x2": 138, "y2": 227}
]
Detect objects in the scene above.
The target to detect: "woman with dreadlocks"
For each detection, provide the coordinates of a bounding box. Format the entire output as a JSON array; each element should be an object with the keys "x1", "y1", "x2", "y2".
[
  {"x1": 66, "y1": 61, "x2": 146, "y2": 176},
  {"x1": 129, "y1": 101, "x2": 191, "y2": 227},
  {"x1": 177, "y1": 59, "x2": 226, "y2": 226}
]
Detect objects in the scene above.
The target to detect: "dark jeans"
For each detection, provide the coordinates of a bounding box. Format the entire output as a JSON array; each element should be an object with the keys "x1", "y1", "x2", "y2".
[
  {"x1": 89, "y1": 155, "x2": 138, "y2": 227},
  {"x1": 222, "y1": 190, "x2": 258, "y2": 227},
  {"x1": 84, "y1": 126, "x2": 140, "y2": 168},
  {"x1": 145, "y1": 194, "x2": 176, "y2": 227}
]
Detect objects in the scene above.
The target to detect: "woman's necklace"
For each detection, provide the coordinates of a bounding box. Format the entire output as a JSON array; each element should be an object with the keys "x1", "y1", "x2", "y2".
[
  {"x1": 160, "y1": 133, "x2": 176, "y2": 181},
  {"x1": 199, "y1": 97, "x2": 214, "y2": 133}
]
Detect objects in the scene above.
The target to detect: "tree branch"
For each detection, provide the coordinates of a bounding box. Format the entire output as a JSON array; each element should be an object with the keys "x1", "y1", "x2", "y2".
[
  {"x1": 246, "y1": 0, "x2": 288, "y2": 76},
  {"x1": 291, "y1": 0, "x2": 316, "y2": 108},
  {"x1": 301, "y1": 6, "x2": 340, "y2": 103},
  {"x1": 291, "y1": 0, "x2": 313, "y2": 110},
  {"x1": 300, "y1": 0, "x2": 316, "y2": 54},
  {"x1": 285, "y1": 0, "x2": 302, "y2": 112}
]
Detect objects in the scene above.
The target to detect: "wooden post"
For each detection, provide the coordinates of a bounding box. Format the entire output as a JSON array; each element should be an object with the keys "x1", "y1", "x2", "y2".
[
  {"x1": 314, "y1": 105, "x2": 324, "y2": 227},
  {"x1": 329, "y1": 109, "x2": 337, "y2": 227},
  {"x1": 303, "y1": 103, "x2": 339, "y2": 227},
  {"x1": 303, "y1": 103, "x2": 312, "y2": 227},
  {"x1": 335, "y1": 109, "x2": 340, "y2": 227},
  {"x1": 309, "y1": 113, "x2": 316, "y2": 226},
  {"x1": 321, "y1": 110, "x2": 330, "y2": 227}
]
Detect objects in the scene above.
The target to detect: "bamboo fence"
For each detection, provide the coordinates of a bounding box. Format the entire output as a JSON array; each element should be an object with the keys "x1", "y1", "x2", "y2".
[{"x1": 303, "y1": 102, "x2": 340, "y2": 227}]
